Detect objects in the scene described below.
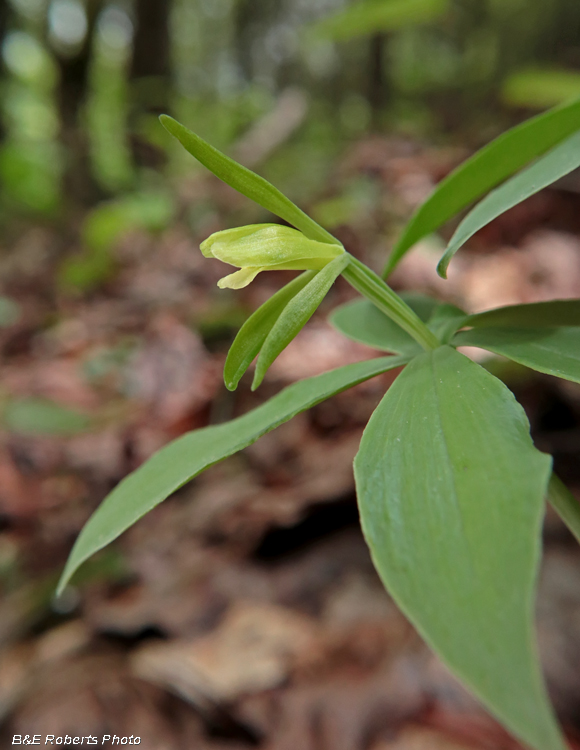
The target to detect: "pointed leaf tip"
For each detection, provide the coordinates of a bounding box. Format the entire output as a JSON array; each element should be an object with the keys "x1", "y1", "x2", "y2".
[
  {"x1": 251, "y1": 254, "x2": 349, "y2": 389},
  {"x1": 384, "y1": 96, "x2": 580, "y2": 277},
  {"x1": 158, "y1": 115, "x2": 339, "y2": 246},
  {"x1": 439, "y1": 130, "x2": 580, "y2": 276},
  {"x1": 224, "y1": 270, "x2": 317, "y2": 391},
  {"x1": 57, "y1": 354, "x2": 411, "y2": 592}
]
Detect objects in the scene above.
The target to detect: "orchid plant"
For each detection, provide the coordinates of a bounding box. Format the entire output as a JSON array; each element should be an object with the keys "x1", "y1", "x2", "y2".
[{"x1": 58, "y1": 100, "x2": 580, "y2": 750}]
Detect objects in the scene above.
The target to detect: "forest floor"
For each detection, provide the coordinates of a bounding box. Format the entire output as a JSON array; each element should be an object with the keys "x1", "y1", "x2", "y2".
[{"x1": 2, "y1": 134, "x2": 580, "y2": 749}]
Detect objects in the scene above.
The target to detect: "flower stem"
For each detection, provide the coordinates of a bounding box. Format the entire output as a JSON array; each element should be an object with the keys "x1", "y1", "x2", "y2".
[{"x1": 342, "y1": 255, "x2": 440, "y2": 351}]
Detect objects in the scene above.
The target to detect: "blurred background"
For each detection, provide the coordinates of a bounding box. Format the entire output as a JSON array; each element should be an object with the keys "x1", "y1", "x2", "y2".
[{"x1": 3, "y1": 0, "x2": 580, "y2": 747}]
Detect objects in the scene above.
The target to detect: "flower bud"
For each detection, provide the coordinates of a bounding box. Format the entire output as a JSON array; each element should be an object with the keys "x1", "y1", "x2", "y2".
[{"x1": 200, "y1": 224, "x2": 344, "y2": 289}]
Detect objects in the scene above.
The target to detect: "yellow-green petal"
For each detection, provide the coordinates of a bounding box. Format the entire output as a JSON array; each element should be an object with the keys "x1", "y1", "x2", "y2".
[{"x1": 217, "y1": 267, "x2": 264, "y2": 289}]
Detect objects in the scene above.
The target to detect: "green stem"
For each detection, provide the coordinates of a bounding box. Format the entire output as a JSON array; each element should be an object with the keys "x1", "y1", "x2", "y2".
[
  {"x1": 547, "y1": 473, "x2": 580, "y2": 545},
  {"x1": 342, "y1": 255, "x2": 440, "y2": 351}
]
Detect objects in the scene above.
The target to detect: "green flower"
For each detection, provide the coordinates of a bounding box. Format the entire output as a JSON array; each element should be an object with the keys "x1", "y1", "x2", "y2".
[{"x1": 200, "y1": 223, "x2": 345, "y2": 289}]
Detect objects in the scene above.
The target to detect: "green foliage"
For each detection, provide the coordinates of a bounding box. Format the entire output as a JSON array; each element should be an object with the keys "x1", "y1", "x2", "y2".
[
  {"x1": 60, "y1": 191, "x2": 175, "y2": 291},
  {"x1": 0, "y1": 141, "x2": 62, "y2": 215},
  {"x1": 502, "y1": 68, "x2": 580, "y2": 109},
  {"x1": 59, "y1": 106, "x2": 580, "y2": 750},
  {"x1": 57, "y1": 354, "x2": 411, "y2": 594},
  {"x1": 86, "y1": 19, "x2": 134, "y2": 193},
  {"x1": 311, "y1": 0, "x2": 449, "y2": 41},
  {"x1": 455, "y1": 327, "x2": 580, "y2": 385},
  {"x1": 159, "y1": 115, "x2": 339, "y2": 247},
  {"x1": 2, "y1": 398, "x2": 91, "y2": 436},
  {"x1": 355, "y1": 347, "x2": 562, "y2": 750},
  {"x1": 330, "y1": 293, "x2": 438, "y2": 353},
  {"x1": 384, "y1": 95, "x2": 580, "y2": 276},
  {"x1": 342, "y1": 257, "x2": 440, "y2": 350},
  {"x1": 438, "y1": 131, "x2": 580, "y2": 277},
  {"x1": 252, "y1": 254, "x2": 349, "y2": 389},
  {"x1": 548, "y1": 474, "x2": 580, "y2": 546},
  {"x1": 466, "y1": 300, "x2": 580, "y2": 328},
  {"x1": 224, "y1": 271, "x2": 317, "y2": 391},
  {"x1": 425, "y1": 302, "x2": 467, "y2": 343}
]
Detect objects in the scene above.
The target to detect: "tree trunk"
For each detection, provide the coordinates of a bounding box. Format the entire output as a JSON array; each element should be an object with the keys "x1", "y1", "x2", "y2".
[
  {"x1": 56, "y1": 0, "x2": 103, "y2": 205},
  {"x1": 130, "y1": 0, "x2": 171, "y2": 101}
]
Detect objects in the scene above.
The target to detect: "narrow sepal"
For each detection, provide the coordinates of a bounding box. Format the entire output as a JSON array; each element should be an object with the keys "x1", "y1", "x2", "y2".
[
  {"x1": 252, "y1": 254, "x2": 350, "y2": 389},
  {"x1": 160, "y1": 116, "x2": 340, "y2": 246},
  {"x1": 224, "y1": 271, "x2": 316, "y2": 391}
]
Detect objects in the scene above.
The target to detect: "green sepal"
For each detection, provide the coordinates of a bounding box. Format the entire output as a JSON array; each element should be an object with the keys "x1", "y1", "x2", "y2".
[
  {"x1": 224, "y1": 271, "x2": 317, "y2": 391},
  {"x1": 57, "y1": 352, "x2": 411, "y2": 595},
  {"x1": 160, "y1": 115, "x2": 339, "y2": 247},
  {"x1": 252, "y1": 254, "x2": 350, "y2": 390}
]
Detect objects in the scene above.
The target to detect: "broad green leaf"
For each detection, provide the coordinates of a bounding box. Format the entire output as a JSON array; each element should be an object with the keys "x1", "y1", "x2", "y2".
[
  {"x1": 466, "y1": 299, "x2": 580, "y2": 329},
  {"x1": 160, "y1": 115, "x2": 339, "y2": 247},
  {"x1": 548, "y1": 474, "x2": 580, "y2": 546},
  {"x1": 384, "y1": 96, "x2": 580, "y2": 277},
  {"x1": 330, "y1": 293, "x2": 439, "y2": 353},
  {"x1": 454, "y1": 327, "x2": 580, "y2": 384},
  {"x1": 2, "y1": 398, "x2": 91, "y2": 436},
  {"x1": 224, "y1": 271, "x2": 316, "y2": 391},
  {"x1": 355, "y1": 346, "x2": 563, "y2": 750},
  {"x1": 438, "y1": 131, "x2": 580, "y2": 278},
  {"x1": 253, "y1": 254, "x2": 349, "y2": 389},
  {"x1": 57, "y1": 353, "x2": 411, "y2": 594},
  {"x1": 311, "y1": 0, "x2": 448, "y2": 41}
]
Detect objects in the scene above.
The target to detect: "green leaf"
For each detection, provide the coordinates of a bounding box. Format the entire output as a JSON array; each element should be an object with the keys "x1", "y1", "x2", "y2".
[
  {"x1": 438, "y1": 131, "x2": 580, "y2": 278},
  {"x1": 342, "y1": 257, "x2": 440, "y2": 351},
  {"x1": 253, "y1": 254, "x2": 349, "y2": 389},
  {"x1": 384, "y1": 96, "x2": 580, "y2": 277},
  {"x1": 355, "y1": 346, "x2": 563, "y2": 750},
  {"x1": 159, "y1": 115, "x2": 339, "y2": 247},
  {"x1": 426, "y1": 303, "x2": 468, "y2": 343},
  {"x1": 57, "y1": 353, "x2": 411, "y2": 595},
  {"x1": 311, "y1": 0, "x2": 448, "y2": 41},
  {"x1": 224, "y1": 271, "x2": 317, "y2": 391},
  {"x1": 2, "y1": 398, "x2": 91, "y2": 436},
  {"x1": 466, "y1": 299, "x2": 580, "y2": 328},
  {"x1": 454, "y1": 327, "x2": 580, "y2": 384},
  {"x1": 330, "y1": 293, "x2": 439, "y2": 353},
  {"x1": 548, "y1": 474, "x2": 580, "y2": 546}
]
